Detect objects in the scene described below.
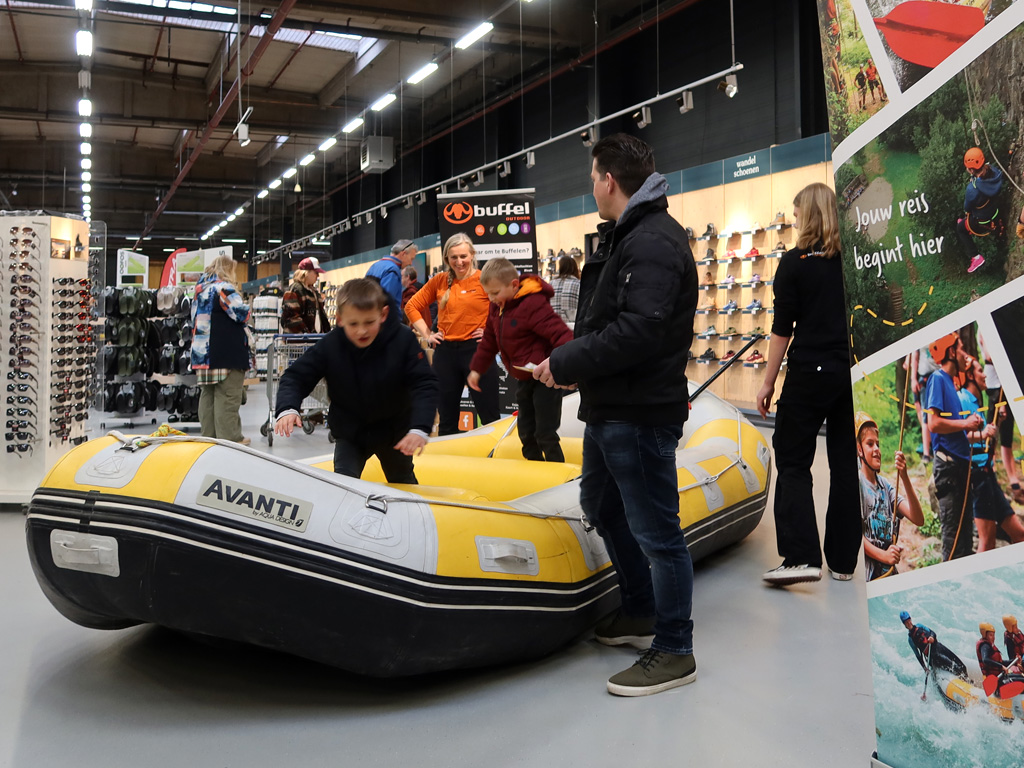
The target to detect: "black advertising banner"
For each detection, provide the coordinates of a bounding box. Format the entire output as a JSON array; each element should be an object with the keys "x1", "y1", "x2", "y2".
[
  {"x1": 814, "y1": 2, "x2": 1024, "y2": 765},
  {"x1": 436, "y1": 189, "x2": 539, "y2": 423}
]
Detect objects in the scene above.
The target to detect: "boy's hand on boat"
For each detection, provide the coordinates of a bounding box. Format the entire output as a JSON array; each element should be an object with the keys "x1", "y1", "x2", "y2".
[
  {"x1": 274, "y1": 413, "x2": 302, "y2": 437},
  {"x1": 395, "y1": 432, "x2": 428, "y2": 456}
]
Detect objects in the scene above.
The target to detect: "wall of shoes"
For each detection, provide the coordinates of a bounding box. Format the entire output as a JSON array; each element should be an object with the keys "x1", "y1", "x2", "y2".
[{"x1": 1, "y1": 214, "x2": 94, "y2": 504}]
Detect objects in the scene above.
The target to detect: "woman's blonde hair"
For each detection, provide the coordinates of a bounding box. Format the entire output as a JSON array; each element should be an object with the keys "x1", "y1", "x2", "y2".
[
  {"x1": 793, "y1": 182, "x2": 841, "y2": 258},
  {"x1": 292, "y1": 268, "x2": 310, "y2": 285},
  {"x1": 204, "y1": 254, "x2": 238, "y2": 284},
  {"x1": 439, "y1": 233, "x2": 477, "y2": 312}
]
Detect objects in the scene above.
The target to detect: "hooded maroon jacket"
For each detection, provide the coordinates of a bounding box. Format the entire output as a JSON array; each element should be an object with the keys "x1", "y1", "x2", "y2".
[{"x1": 469, "y1": 275, "x2": 573, "y2": 381}]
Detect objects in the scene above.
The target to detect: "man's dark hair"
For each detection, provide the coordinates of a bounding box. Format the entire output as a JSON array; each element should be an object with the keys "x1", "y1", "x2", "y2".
[
  {"x1": 336, "y1": 277, "x2": 387, "y2": 312},
  {"x1": 591, "y1": 133, "x2": 655, "y2": 198},
  {"x1": 402, "y1": 265, "x2": 417, "y2": 281}
]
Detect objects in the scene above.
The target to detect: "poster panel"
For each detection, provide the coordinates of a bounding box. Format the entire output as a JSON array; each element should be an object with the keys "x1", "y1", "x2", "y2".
[
  {"x1": 814, "y1": 2, "x2": 1024, "y2": 765},
  {"x1": 175, "y1": 246, "x2": 232, "y2": 289},
  {"x1": 116, "y1": 249, "x2": 148, "y2": 286},
  {"x1": 436, "y1": 189, "x2": 539, "y2": 424}
]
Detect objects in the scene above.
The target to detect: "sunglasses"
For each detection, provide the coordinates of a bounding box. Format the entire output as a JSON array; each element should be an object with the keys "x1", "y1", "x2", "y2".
[
  {"x1": 7, "y1": 383, "x2": 35, "y2": 393},
  {"x1": 8, "y1": 346, "x2": 37, "y2": 357},
  {"x1": 7, "y1": 370, "x2": 35, "y2": 382},
  {"x1": 53, "y1": 289, "x2": 90, "y2": 298},
  {"x1": 9, "y1": 333, "x2": 36, "y2": 345},
  {"x1": 10, "y1": 274, "x2": 35, "y2": 284},
  {"x1": 53, "y1": 312, "x2": 90, "y2": 321},
  {"x1": 7, "y1": 395, "x2": 36, "y2": 406},
  {"x1": 7, "y1": 261, "x2": 33, "y2": 272},
  {"x1": 5, "y1": 431, "x2": 34, "y2": 441},
  {"x1": 9, "y1": 311, "x2": 33, "y2": 322},
  {"x1": 8, "y1": 357, "x2": 34, "y2": 369},
  {"x1": 9, "y1": 239, "x2": 36, "y2": 249},
  {"x1": 6, "y1": 407, "x2": 33, "y2": 418},
  {"x1": 9, "y1": 226, "x2": 36, "y2": 236},
  {"x1": 6, "y1": 419, "x2": 32, "y2": 430},
  {"x1": 10, "y1": 298, "x2": 37, "y2": 308},
  {"x1": 10, "y1": 286, "x2": 38, "y2": 297},
  {"x1": 53, "y1": 277, "x2": 90, "y2": 287},
  {"x1": 51, "y1": 412, "x2": 87, "y2": 423},
  {"x1": 6, "y1": 443, "x2": 34, "y2": 455}
]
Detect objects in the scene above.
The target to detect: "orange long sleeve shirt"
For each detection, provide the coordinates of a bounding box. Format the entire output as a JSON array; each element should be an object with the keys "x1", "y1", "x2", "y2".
[{"x1": 405, "y1": 270, "x2": 490, "y2": 341}]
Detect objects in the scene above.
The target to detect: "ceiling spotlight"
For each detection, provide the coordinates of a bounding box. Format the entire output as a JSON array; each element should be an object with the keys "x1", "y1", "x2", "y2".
[
  {"x1": 233, "y1": 106, "x2": 253, "y2": 147},
  {"x1": 632, "y1": 106, "x2": 652, "y2": 129},
  {"x1": 366, "y1": 210, "x2": 373, "y2": 224},
  {"x1": 457, "y1": 177, "x2": 469, "y2": 192},
  {"x1": 227, "y1": 214, "x2": 236, "y2": 222},
  {"x1": 75, "y1": 0, "x2": 93, "y2": 9},
  {"x1": 525, "y1": 151, "x2": 536, "y2": 169},
  {"x1": 293, "y1": 181, "x2": 301, "y2": 193},
  {"x1": 80, "y1": 142, "x2": 91, "y2": 155},
  {"x1": 416, "y1": 191, "x2": 427, "y2": 205},
  {"x1": 81, "y1": 183, "x2": 91, "y2": 192},
  {"x1": 580, "y1": 127, "x2": 596, "y2": 147},
  {"x1": 473, "y1": 170, "x2": 485, "y2": 187},
  {"x1": 676, "y1": 90, "x2": 694, "y2": 115},
  {"x1": 718, "y1": 74, "x2": 738, "y2": 98},
  {"x1": 353, "y1": 214, "x2": 362, "y2": 227},
  {"x1": 380, "y1": 206, "x2": 388, "y2": 219},
  {"x1": 81, "y1": 171, "x2": 91, "y2": 182},
  {"x1": 82, "y1": 195, "x2": 91, "y2": 204},
  {"x1": 78, "y1": 98, "x2": 92, "y2": 117},
  {"x1": 76, "y1": 29, "x2": 93, "y2": 56},
  {"x1": 79, "y1": 123, "x2": 92, "y2": 138},
  {"x1": 81, "y1": 158, "x2": 92, "y2": 170},
  {"x1": 341, "y1": 220, "x2": 351, "y2": 232},
  {"x1": 404, "y1": 196, "x2": 413, "y2": 209},
  {"x1": 498, "y1": 160, "x2": 511, "y2": 178}
]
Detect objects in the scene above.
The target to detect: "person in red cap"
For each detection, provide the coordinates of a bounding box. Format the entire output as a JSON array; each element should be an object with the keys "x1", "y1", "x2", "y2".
[{"x1": 281, "y1": 256, "x2": 330, "y2": 333}]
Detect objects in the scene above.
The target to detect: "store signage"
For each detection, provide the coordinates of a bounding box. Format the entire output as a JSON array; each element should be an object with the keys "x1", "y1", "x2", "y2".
[
  {"x1": 437, "y1": 189, "x2": 538, "y2": 422},
  {"x1": 724, "y1": 150, "x2": 768, "y2": 183},
  {"x1": 814, "y1": 2, "x2": 1024, "y2": 766},
  {"x1": 175, "y1": 246, "x2": 233, "y2": 288},
  {"x1": 116, "y1": 249, "x2": 149, "y2": 287}
]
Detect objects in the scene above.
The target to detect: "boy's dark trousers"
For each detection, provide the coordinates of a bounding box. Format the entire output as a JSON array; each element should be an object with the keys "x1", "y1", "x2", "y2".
[
  {"x1": 515, "y1": 377, "x2": 564, "y2": 462},
  {"x1": 333, "y1": 433, "x2": 417, "y2": 483}
]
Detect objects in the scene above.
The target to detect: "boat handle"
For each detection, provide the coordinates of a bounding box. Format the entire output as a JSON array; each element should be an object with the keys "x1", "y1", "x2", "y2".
[
  {"x1": 365, "y1": 494, "x2": 388, "y2": 514},
  {"x1": 58, "y1": 542, "x2": 102, "y2": 564}
]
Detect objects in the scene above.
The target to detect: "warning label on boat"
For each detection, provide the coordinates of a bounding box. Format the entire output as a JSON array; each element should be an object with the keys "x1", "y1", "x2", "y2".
[{"x1": 196, "y1": 475, "x2": 311, "y2": 532}]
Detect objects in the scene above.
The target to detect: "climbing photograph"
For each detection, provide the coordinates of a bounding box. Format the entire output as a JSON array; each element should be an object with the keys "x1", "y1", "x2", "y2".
[
  {"x1": 866, "y1": 0, "x2": 1019, "y2": 92},
  {"x1": 836, "y1": 24, "x2": 1024, "y2": 360}
]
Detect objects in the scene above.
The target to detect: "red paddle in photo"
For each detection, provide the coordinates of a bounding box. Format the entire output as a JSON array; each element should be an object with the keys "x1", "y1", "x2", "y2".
[{"x1": 874, "y1": 1, "x2": 985, "y2": 69}]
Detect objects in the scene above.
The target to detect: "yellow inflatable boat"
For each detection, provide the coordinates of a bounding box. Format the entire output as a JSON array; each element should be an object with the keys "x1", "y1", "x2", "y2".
[{"x1": 26, "y1": 391, "x2": 770, "y2": 677}]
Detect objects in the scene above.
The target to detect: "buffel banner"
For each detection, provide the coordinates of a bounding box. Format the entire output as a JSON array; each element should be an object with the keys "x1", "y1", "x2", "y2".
[
  {"x1": 437, "y1": 189, "x2": 539, "y2": 423},
  {"x1": 815, "y1": 2, "x2": 1024, "y2": 765}
]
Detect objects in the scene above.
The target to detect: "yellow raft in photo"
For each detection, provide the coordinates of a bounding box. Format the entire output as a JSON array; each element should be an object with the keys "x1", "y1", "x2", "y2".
[{"x1": 25, "y1": 390, "x2": 770, "y2": 677}]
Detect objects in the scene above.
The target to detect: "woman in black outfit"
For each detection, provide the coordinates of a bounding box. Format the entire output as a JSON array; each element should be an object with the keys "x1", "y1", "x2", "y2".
[{"x1": 757, "y1": 182, "x2": 861, "y2": 586}]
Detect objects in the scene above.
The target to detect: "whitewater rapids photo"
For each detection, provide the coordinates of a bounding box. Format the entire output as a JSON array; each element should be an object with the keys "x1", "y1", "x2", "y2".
[{"x1": 868, "y1": 551, "x2": 1024, "y2": 767}]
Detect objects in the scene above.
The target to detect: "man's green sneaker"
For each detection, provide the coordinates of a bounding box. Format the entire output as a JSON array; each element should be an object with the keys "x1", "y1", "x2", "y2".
[
  {"x1": 607, "y1": 648, "x2": 697, "y2": 696},
  {"x1": 594, "y1": 610, "x2": 655, "y2": 649}
]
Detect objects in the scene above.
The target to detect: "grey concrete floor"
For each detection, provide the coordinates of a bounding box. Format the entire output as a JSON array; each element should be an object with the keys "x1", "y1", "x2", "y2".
[{"x1": 1, "y1": 388, "x2": 876, "y2": 768}]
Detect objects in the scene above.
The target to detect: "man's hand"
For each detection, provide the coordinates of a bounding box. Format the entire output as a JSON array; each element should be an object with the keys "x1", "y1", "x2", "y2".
[
  {"x1": 756, "y1": 382, "x2": 775, "y2": 418},
  {"x1": 965, "y1": 413, "x2": 983, "y2": 431},
  {"x1": 274, "y1": 413, "x2": 302, "y2": 437},
  {"x1": 467, "y1": 370, "x2": 481, "y2": 392},
  {"x1": 394, "y1": 432, "x2": 427, "y2": 456},
  {"x1": 532, "y1": 357, "x2": 559, "y2": 388}
]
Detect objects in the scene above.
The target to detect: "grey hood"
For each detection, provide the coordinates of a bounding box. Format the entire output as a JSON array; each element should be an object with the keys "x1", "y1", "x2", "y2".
[{"x1": 617, "y1": 172, "x2": 669, "y2": 226}]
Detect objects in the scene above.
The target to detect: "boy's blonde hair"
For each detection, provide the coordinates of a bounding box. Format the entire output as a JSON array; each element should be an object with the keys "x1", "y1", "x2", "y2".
[
  {"x1": 335, "y1": 278, "x2": 388, "y2": 312},
  {"x1": 480, "y1": 257, "x2": 519, "y2": 286}
]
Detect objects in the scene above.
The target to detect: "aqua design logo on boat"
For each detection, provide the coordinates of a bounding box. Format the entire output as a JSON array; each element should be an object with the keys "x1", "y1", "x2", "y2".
[{"x1": 196, "y1": 475, "x2": 311, "y2": 532}]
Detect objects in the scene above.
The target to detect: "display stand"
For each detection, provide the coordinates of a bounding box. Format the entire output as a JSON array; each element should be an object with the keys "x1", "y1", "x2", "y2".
[
  {"x1": 251, "y1": 294, "x2": 280, "y2": 379},
  {"x1": 0, "y1": 212, "x2": 93, "y2": 505}
]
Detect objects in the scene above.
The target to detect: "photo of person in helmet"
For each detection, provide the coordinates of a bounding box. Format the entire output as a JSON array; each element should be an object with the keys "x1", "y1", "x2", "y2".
[
  {"x1": 858, "y1": 412, "x2": 924, "y2": 580},
  {"x1": 957, "y1": 147, "x2": 1004, "y2": 274},
  {"x1": 1005, "y1": 615, "x2": 1024, "y2": 662},
  {"x1": 901, "y1": 611, "x2": 936, "y2": 672}
]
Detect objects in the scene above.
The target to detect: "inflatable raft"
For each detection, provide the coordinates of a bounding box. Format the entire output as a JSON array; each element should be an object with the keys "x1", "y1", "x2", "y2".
[
  {"x1": 26, "y1": 390, "x2": 770, "y2": 677},
  {"x1": 930, "y1": 645, "x2": 1024, "y2": 722}
]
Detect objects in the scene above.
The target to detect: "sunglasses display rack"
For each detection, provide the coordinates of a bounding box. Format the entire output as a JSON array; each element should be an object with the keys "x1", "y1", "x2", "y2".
[
  {"x1": 251, "y1": 294, "x2": 281, "y2": 380},
  {"x1": 1, "y1": 214, "x2": 94, "y2": 504}
]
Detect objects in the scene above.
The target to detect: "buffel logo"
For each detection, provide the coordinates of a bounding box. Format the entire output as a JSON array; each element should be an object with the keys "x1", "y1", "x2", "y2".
[{"x1": 443, "y1": 201, "x2": 474, "y2": 225}]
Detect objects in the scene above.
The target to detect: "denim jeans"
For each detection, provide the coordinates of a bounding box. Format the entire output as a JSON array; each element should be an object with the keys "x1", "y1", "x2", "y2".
[{"x1": 579, "y1": 421, "x2": 693, "y2": 655}]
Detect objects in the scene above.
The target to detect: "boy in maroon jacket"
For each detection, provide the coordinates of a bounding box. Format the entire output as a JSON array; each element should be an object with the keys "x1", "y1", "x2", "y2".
[{"x1": 468, "y1": 257, "x2": 573, "y2": 461}]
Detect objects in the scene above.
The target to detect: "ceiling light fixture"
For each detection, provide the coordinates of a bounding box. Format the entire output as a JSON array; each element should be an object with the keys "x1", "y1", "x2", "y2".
[
  {"x1": 80, "y1": 142, "x2": 91, "y2": 155},
  {"x1": 75, "y1": 0, "x2": 93, "y2": 9},
  {"x1": 299, "y1": 153, "x2": 316, "y2": 166},
  {"x1": 580, "y1": 127, "x2": 596, "y2": 147},
  {"x1": 269, "y1": 178, "x2": 282, "y2": 189},
  {"x1": 75, "y1": 30, "x2": 93, "y2": 56},
  {"x1": 82, "y1": 195, "x2": 91, "y2": 204},
  {"x1": 457, "y1": 177, "x2": 469, "y2": 192},
  {"x1": 79, "y1": 123, "x2": 92, "y2": 138},
  {"x1": 81, "y1": 158, "x2": 92, "y2": 170},
  {"x1": 81, "y1": 171, "x2": 91, "y2": 182},
  {"x1": 227, "y1": 214, "x2": 236, "y2": 222},
  {"x1": 282, "y1": 167, "x2": 297, "y2": 179},
  {"x1": 257, "y1": 189, "x2": 269, "y2": 199},
  {"x1": 370, "y1": 93, "x2": 396, "y2": 111},
  {"x1": 379, "y1": 206, "x2": 387, "y2": 219},
  {"x1": 416, "y1": 192, "x2": 427, "y2": 205},
  {"x1": 233, "y1": 106, "x2": 253, "y2": 147},
  {"x1": 718, "y1": 74, "x2": 738, "y2": 98},
  {"x1": 498, "y1": 160, "x2": 511, "y2": 178},
  {"x1": 407, "y1": 62, "x2": 439, "y2": 85},
  {"x1": 78, "y1": 98, "x2": 92, "y2": 117},
  {"x1": 81, "y1": 183, "x2": 91, "y2": 192},
  {"x1": 633, "y1": 106, "x2": 652, "y2": 129},
  {"x1": 234, "y1": 207, "x2": 244, "y2": 216},
  {"x1": 404, "y1": 196, "x2": 413, "y2": 209},
  {"x1": 525, "y1": 151, "x2": 536, "y2": 169},
  {"x1": 319, "y1": 136, "x2": 338, "y2": 151},
  {"x1": 455, "y1": 21, "x2": 493, "y2": 49},
  {"x1": 365, "y1": 210, "x2": 373, "y2": 224},
  {"x1": 676, "y1": 90, "x2": 694, "y2": 114},
  {"x1": 473, "y1": 170, "x2": 485, "y2": 186},
  {"x1": 293, "y1": 181, "x2": 301, "y2": 193}
]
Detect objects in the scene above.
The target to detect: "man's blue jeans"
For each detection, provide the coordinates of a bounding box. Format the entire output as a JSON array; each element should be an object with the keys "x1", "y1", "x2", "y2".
[{"x1": 580, "y1": 421, "x2": 693, "y2": 655}]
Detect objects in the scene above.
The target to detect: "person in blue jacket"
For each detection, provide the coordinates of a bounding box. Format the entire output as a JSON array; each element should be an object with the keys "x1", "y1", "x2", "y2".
[
  {"x1": 274, "y1": 278, "x2": 438, "y2": 483},
  {"x1": 366, "y1": 239, "x2": 418, "y2": 311},
  {"x1": 901, "y1": 611, "x2": 936, "y2": 671},
  {"x1": 958, "y1": 147, "x2": 1004, "y2": 274}
]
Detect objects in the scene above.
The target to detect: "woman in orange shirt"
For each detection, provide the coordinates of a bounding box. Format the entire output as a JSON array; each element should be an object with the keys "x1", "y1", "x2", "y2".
[{"x1": 405, "y1": 233, "x2": 499, "y2": 434}]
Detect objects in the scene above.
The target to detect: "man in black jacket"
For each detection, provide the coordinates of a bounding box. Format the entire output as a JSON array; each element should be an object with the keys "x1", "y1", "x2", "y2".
[
  {"x1": 274, "y1": 278, "x2": 438, "y2": 482},
  {"x1": 533, "y1": 133, "x2": 698, "y2": 696}
]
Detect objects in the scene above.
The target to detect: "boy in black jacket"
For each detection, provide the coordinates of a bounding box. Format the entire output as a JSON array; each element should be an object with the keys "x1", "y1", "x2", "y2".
[{"x1": 274, "y1": 278, "x2": 438, "y2": 483}]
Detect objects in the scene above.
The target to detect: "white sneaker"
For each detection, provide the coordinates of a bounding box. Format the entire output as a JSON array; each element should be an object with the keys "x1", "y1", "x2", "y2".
[
  {"x1": 762, "y1": 564, "x2": 822, "y2": 586},
  {"x1": 829, "y1": 569, "x2": 854, "y2": 581}
]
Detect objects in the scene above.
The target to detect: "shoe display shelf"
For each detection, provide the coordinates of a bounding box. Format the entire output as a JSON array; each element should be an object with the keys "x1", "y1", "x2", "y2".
[{"x1": 1, "y1": 213, "x2": 96, "y2": 504}]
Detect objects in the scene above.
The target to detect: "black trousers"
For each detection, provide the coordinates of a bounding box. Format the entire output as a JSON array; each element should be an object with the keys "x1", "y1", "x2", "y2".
[
  {"x1": 933, "y1": 454, "x2": 973, "y2": 560},
  {"x1": 771, "y1": 365, "x2": 861, "y2": 573},
  {"x1": 433, "y1": 339, "x2": 500, "y2": 435},
  {"x1": 333, "y1": 435, "x2": 417, "y2": 484},
  {"x1": 515, "y1": 377, "x2": 564, "y2": 462}
]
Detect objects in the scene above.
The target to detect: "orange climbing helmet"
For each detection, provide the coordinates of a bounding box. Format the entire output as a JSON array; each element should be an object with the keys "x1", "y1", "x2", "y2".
[
  {"x1": 929, "y1": 332, "x2": 960, "y2": 364},
  {"x1": 964, "y1": 147, "x2": 986, "y2": 170}
]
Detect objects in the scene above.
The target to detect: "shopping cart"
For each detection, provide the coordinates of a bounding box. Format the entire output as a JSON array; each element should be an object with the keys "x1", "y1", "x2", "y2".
[{"x1": 261, "y1": 333, "x2": 329, "y2": 446}]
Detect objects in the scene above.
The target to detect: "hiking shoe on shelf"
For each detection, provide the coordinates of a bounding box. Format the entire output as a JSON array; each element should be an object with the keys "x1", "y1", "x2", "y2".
[
  {"x1": 746, "y1": 299, "x2": 763, "y2": 311},
  {"x1": 703, "y1": 248, "x2": 716, "y2": 261},
  {"x1": 773, "y1": 242, "x2": 786, "y2": 253},
  {"x1": 607, "y1": 649, "x2": 697, "y2": 697},
  {"x1": 702, "y1": 272, "x2": 715, "y2": 286},
  {"x1": 722, "y1": 350, "x2": 736, "y2": 361},
  {"x1": 771, "y1": 211, "x2": 786, "y2": 227},
  {"x1": 722, "y1": 249, "x2": 737, "y2": 260},
  {"x1": 749, "y1": 273, "x2": 761, "y2": 284},
  {"x1": 745, "y1": 247, "x2": 760, "y2": 257},
  {"x1": 750, "y1": 326, "x2": 764, "y2": 336},
  {"x1": 762, "y1": 564, "x2": 821, "y2": 586},
  {"x1": 745, "y1": 350, "x2": 764, "y2": 363},
  {"x1": 702, "y1": 325, "x2": 718, "y2": 336},
  {"x1": 699, "y1": 299, "x2": 717, "y2": 312},
  {"x1": 699, "y1": 348, "x2": 717, "y2": 361},
  {"x1": 721, "y1": 326, "x2": 739, "y2": 336},
  {"x1": 722, "y1": 274, "x2": 736, "y2": 287},
  {"x1": 685, "y1": 226, "x2": 694, "y2": 239},
  {"x1": 968, "y1": 254, "x2": 985, "y2": 273},
  {"x1": 594, "y1": 610, "x2": 655, "y2": 649},
  {"x1": 722, "y1": 300, "x2": 738, "y2": 312},
  {"x1": 702, "y1": 223, "x2": 717, "y2": 238},
  {"x1": 829, "y1": 569, "x2": 854, "y2": 582}
]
